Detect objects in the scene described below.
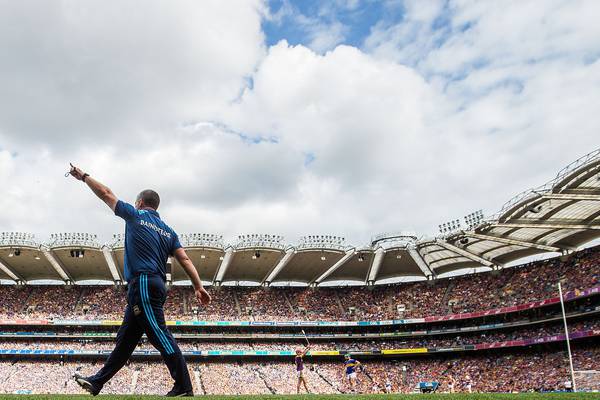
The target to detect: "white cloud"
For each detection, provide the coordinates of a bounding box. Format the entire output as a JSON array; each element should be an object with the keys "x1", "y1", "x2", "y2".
[
  {"x1": 0, "y1": 0, "x2": 265, "y2": 150},
  {"x1": 306, "y1": 21, "x2": 348, "y2": 54},
  {"x1": 364, "y1": 0, "x2": 600, "y2": 190},
  {"x1": 364, "y1": 0, "x2": 449, "y2": 68}
]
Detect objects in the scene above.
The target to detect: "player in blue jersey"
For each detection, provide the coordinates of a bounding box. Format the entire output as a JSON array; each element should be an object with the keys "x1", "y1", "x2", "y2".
[
  {"x1": 344, "y1": 354, "x2": 362, "y2": 392},
  {"x1": 67, "y1": 164, "x2": 211, "y2": 397}
]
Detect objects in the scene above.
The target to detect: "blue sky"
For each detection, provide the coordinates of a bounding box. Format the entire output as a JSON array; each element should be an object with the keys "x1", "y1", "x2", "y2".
[
  {"x1": 262, "y1": 0, "x2": 460, "y2": 76},
  {"x1": 263, "y1": 0, "x2": 406, "y2": 51}
]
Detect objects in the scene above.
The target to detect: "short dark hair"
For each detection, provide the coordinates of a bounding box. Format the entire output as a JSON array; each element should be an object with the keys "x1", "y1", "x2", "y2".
[{"x1": 137, "y1": 189, "x2": 160, "y2": 210}]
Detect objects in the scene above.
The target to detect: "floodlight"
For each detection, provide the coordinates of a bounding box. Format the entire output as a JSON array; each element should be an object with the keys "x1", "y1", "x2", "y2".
[
  {"x1": 234, "y1": 233, "x2": 285, "y2": 250},
  {"x1": 530, "y1": 205, "x2": 543, "y2": 214},
  {"x1": 463, "y1": 210, "x2": 484, "y2": 230}
]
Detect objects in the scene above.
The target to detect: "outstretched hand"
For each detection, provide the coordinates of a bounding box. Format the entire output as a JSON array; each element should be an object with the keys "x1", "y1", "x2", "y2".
[
  {"x1": 195, "y1": 287, "x2": 212, "y2": 305},
  {"x1": 68, "y1": 163, "x2": 86, "y2": 181}
]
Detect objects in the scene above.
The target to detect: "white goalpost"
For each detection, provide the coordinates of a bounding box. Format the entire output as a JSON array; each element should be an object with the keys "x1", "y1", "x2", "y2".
[{"x1": 558, "y1": 282, "x2": 577, "y2": 392}]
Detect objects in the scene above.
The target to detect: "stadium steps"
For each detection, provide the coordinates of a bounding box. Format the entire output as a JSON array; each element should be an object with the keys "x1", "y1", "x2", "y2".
[
  {"x1": 249, "y1": 365, "x2": 274, "y2": 394},
  {"x1": 495, "y1": 267, "x2": 520, "y2": 307},
  {"x1": 20, "y1": 287, "x2": 34, "y2": 314},
  {"x1": 333, "y1": 291, "x2": 345, "y2": 316},
  {"x1": 182, "y1": 290, "x2": 188, "y2": 314},
  {"x1": 193, "y1": 369, "x2": 205, "y2": 395},
  {"x1": 197, "y1": 366, "x2": 208, "y2": 395},
  {"x1": 496, "y1": 268, "x2": 516, "y2": 305},
  {"x1": 130, "y1": 369, "x2": 139, "y2": 394},
  {"x1": 4, "y1": 361, "x2": 18, "y2": 385},
  {"x1": 385, "y1": 293, "x2": 395, "y2": 315},
  {"x1": 441, "y1": 281, "x2": 456, "y2": 314},
  {"x1": 233, "y1": 291, "x2": 242, "y2": 316},
  {"x1": 282, "y1": 291, "x2": 296, "y2": 316},
  {"x1": 314, "y1": 367, "x2": 343, "y2": 393},
  {"x1": 73, "y1": 287, "x2": 86, "y2": 314}
]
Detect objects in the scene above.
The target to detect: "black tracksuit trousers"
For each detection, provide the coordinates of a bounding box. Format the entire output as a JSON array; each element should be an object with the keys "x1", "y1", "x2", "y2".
[{"x1": 88, "y1": 273, "x2": 192, "y2": 393}]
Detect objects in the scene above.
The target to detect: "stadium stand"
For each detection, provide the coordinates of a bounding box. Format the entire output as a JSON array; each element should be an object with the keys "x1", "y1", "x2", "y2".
[
  {"x1": 0, "y1": 247, "x2": 599, "y2": 393},
  {"x1": 0, "y1": 245, "x2": 598, "y2": 321},
  {"x1": 1, "y1": 150, "x2": 600, "y2": 394}
]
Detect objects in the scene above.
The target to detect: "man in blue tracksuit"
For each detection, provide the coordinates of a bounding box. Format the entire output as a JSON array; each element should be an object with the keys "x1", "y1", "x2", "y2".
[{"x1": 68, "y1": 163, "x2": 211, "y2": 397}]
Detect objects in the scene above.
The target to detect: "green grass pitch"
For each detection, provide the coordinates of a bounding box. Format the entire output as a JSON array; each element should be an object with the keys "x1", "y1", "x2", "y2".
[{"x1": 0, "y1": 394, "x2": 599, "y2": 399}]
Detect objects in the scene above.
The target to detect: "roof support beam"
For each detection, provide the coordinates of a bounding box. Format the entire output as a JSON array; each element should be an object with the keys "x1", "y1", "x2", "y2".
[
  {"x1": 561, "y1": 188, "x2": 600, "y2": 196},
  {"x1": 537, "y1": 199, "x2": 578, "y2": 221},
  {"x1": 464, "y1": 233, "x2": 562, "y2": 252},
  {"x1": 500, "y1": 197, "x2": 545, "y2": 222},
  {"x1": 428, "y1": 255, "x2": 467, "y2": 266},
  {"x1": 530, "y1": 228, "x2": 561, "y2": 243},
  {"x1": 366, "y1": 248, "x2": 385, "y2": 284},
  {"x1": 263, "y1": 248, "x2": 295, "y2": 285},
  {"x1": 493, "y1": 221, "x2": 600, "y2": 230},
  {"x1": 543, "y1": 193, "x2": 600, "y2": 201},
  {"x1": 313, "y1": 249, "x2": 355, "y2": 285},
  {"x1": 560, "y1": 161, "x2": 600, "y2": 191},
  {"x1": 480, "y1": 244, "x2": 513, "y2": 258},
  {"x1": 213, "y1": 247, "x2": 234, "y2": 285},
  {"x1": 501, "y1": 190, "x2": 600, "y2": 222},
  {"x1": 102, "y1": 247, "x2": 122, "y2": 282},
  {"x1": 435, "y1": 239, "x2": 495, "y2": 267},
  {"x1": 419, "y1": 248, "x2": 447, "y2": 256},
  {"x1": 407, "y1": 247, "x2": 434, "y2": 278},
  {"x1": 42, "y1": 249, "x2": 72, "y2": 282},
  {"x1": 0, "y1": 259, "x2": 23, "y2": 282}
]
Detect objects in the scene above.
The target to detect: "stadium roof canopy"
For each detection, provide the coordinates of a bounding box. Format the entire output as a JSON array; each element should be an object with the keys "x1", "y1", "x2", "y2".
[{"x1": 1, "y1": 149, "x2": 599, "y2": 286}]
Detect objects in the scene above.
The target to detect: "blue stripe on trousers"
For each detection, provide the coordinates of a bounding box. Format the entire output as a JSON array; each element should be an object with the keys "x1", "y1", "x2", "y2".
[
  {"x1": 143, "y1": 275, "x2": 174, "y2": 354},
  {"x1": 142, "y1": 275, "x2": 173, "y2": 354},
  {"x1": 140, "y1": 274, "x2": 174, "y2": 354}
]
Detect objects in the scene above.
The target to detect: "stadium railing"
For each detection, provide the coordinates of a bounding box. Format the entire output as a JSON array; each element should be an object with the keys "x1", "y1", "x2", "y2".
[{"x1": 0, "y1": 328, "x2": 598, "y2": 359}]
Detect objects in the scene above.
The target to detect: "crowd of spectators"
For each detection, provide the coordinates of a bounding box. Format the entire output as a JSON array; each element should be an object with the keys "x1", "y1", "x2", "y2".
[
  {"x1": 134, "y1": 362, "x2": 178, "y2": 395},
  {"x1": 0, "y1": 248, "x2": 597, "y2": 395},
  {"x1": 0, "y1": 246, "x2": 597, "y2": 322},
  {"x1": 236, "y1": 288, "x2": 294, "y2": 322},
  {"x1": 0, "y1": 344, "x2": 598, "y2": 394},
  {"x1": 78, "y1": 286, "x2": 127, "y2": 319},
  {"x1": 0, "y1": 287, "x2": 30, "y2": 319},
  {"x1": 202, "y1": 363, "x2": 272, "y2": 395}
]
